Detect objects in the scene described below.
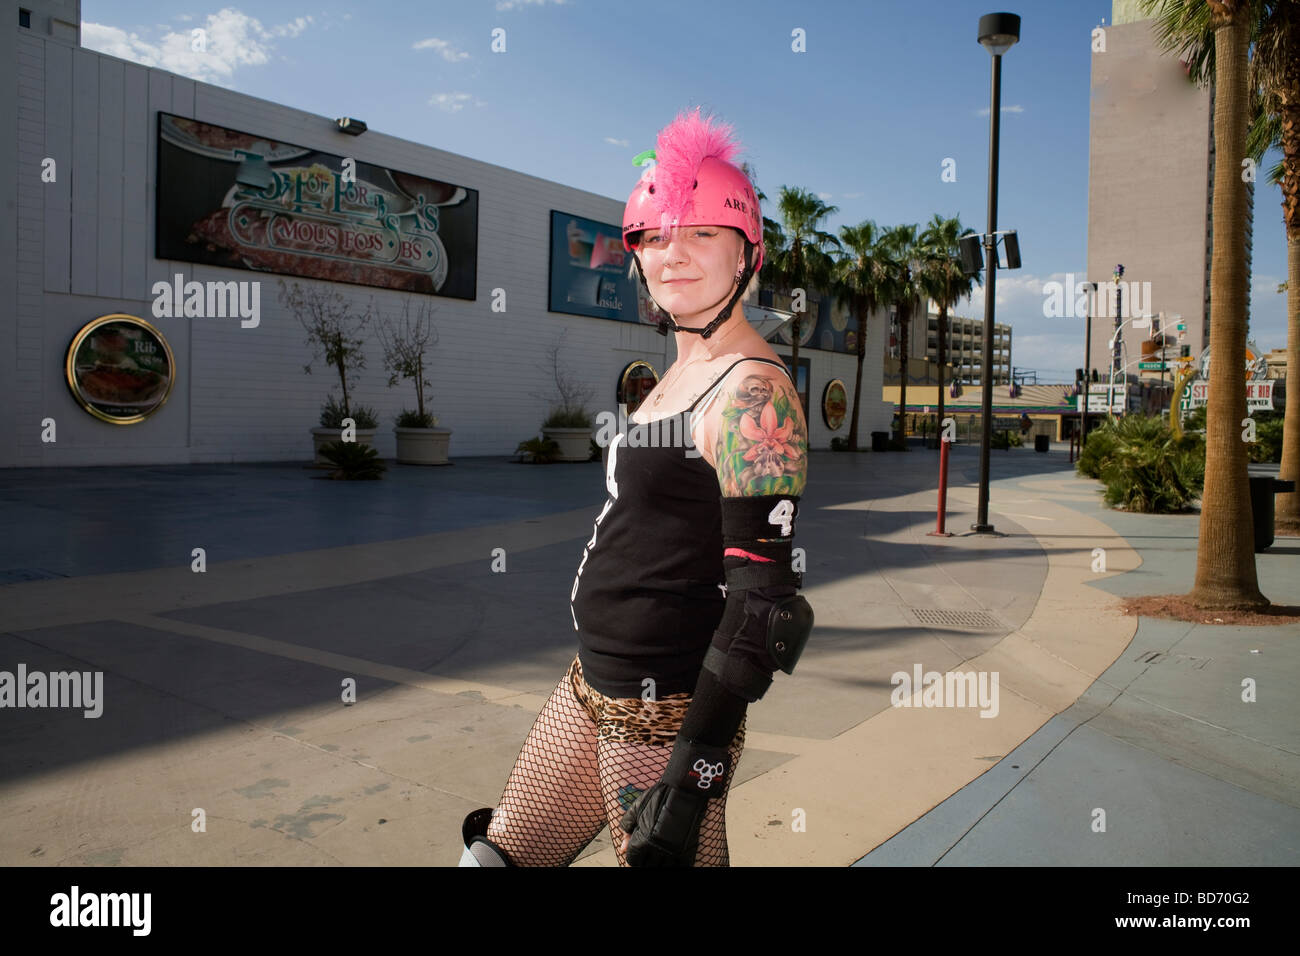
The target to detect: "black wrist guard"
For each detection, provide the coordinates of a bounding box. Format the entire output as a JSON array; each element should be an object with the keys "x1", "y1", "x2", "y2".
[{"x1": 663, "y1": 736, "x2": 731, "y2": 799}]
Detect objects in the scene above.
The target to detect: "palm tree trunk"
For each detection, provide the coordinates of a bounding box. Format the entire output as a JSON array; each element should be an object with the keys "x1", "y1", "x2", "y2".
[
  {"x1": 1190, "y1": 5, "x2": 1268, "y2": 608},
  {"x1": 849, "y1": 296, "x2": 866, "y2": 451},
  {"x1": 1275, "y1": 97, "x2": 1300, "y2": 533},
  {"x1": 1278, "y1": 233, "x2": 1300, "y2": 532},
  {"x1": 897, "y1": 300, "x2": 909, "y2": 445}
]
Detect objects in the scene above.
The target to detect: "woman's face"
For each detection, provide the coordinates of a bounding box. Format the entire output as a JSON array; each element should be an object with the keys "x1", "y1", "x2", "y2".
[{"x1": 638, "y1": 226, "x2": 747, "y2": 325}]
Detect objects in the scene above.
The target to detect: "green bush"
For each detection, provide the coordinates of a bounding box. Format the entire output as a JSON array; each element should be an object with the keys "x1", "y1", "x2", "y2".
[
  {"x1": 1247, "y1": 412, "x2": 1283, "y2": 463},
  {"x1": 318, "y1": 440, "x2": 387, "y2": 480},
  {"x1": 516, "y1": 436, "x2": 561, "y2": 463},
  {"x1": 320, "y1": 395, "x2": 379, "y2": 429},
  {"x1": 395, "y1": 408, "x2": 439, "y2": 428},
  {"x1": 990, "y1": 429, "x2": 1023, "y2": 449},
  {"x1": 542, "y1": 407, "x2": 593, "y2": 428},
  {"x1": 1077, "y1": 426, "x2": 1119, "y2": 478},
  {"x1": 1082, "y1": 414, "x2": 1204, "y2": 513}
]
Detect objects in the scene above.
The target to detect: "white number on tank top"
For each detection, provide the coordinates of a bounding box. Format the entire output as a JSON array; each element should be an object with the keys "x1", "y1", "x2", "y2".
[
  {"x1": 768, "y1": 498, "x2": 794, "y2": 536},
  {"x1": 570, "y1": 432, "x2": 624, "y2": 630}
]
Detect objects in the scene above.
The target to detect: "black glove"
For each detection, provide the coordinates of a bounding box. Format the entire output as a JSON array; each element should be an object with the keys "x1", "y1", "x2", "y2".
[{"x1": 619, "y1": 738, "x2": 730, "y2": 867}]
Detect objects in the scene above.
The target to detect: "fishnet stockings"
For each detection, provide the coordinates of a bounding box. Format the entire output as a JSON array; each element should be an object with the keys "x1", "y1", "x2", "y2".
[{"x1": 485, "y1": 656, "x2": 746, "y2": 867}]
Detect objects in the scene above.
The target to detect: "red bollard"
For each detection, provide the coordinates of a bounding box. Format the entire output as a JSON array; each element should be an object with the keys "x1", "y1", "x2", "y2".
[{"x1": 928, "y1": 436, "x2": 954, "y2": 537}]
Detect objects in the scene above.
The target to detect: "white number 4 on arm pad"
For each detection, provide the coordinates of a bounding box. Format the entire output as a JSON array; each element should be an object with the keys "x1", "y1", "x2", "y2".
[{"x1": 768, "y1": 499, "x2": 793, "y2": 536}]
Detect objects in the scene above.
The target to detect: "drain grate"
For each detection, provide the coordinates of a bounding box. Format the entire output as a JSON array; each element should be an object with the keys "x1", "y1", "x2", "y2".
[
  {"x1": 909, "y1": 607, "x2": 1007, "y2": 630},
  {"x1": 0, "y1": 568, "x2": 69, "y2": 584}
]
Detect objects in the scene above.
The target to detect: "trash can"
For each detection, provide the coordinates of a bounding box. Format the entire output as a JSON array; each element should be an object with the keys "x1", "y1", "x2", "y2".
[
  {"x1": 1034, "y1": 434, "x2": 1050, "y2": 453},
  {"x1": 1249, "y1": 477, "x2": 1296, "y2": 552},
  {"x1": 872, "y1": 431, "x2": 889, "y2": 452}
]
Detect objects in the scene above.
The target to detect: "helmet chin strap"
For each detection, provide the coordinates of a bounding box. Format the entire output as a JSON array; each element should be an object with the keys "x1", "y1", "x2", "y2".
[{"x1": 637, "y1": 239, "x2": 756, "y2": 339}]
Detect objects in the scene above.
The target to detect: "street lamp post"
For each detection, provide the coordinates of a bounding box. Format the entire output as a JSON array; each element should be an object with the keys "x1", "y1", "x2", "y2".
[
  {"x1": 1081, "y1": 280, "x2": 1096, "y2": 447},
  {"x1": 972, "y1": 11, "x2": 1020, "y2": 535}
]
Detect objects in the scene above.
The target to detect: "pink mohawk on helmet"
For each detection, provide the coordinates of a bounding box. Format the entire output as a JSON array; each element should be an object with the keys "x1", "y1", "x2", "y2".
[{"x1": 650, "y1": 107, "x2": 742, "y2": 239}]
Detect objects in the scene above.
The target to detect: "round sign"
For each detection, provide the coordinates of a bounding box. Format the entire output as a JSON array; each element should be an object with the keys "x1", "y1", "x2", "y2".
[
  {"x1": 822, "y1": 378, "x2": 847, "y2": 430},
  {"x1": 65, "y1": 314, "x2": 176, "y2": 424},
  {"x1": 618, "y1": 360, "x2": 659, "y2": 415}
]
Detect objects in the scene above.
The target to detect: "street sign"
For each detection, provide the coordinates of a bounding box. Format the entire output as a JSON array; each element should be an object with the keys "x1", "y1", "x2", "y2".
[{"x1": 1138, "y1": 361, "x2": 1170, "y2": 370}]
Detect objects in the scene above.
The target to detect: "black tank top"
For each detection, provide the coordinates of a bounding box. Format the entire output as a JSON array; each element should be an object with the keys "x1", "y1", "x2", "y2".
[{"x1": 569, "y1": 356, "x2": 794, "y2": 698}]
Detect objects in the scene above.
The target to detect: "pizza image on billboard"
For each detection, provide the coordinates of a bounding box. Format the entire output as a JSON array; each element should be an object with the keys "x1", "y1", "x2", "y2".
[{"x1": 156, "y1": 113, "x2": 479, "y2": 298}]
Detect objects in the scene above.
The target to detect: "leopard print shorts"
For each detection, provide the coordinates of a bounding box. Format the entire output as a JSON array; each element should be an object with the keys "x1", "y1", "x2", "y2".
[{"x1": 567, "y1": 655, "x2": 696, "y2": 748}]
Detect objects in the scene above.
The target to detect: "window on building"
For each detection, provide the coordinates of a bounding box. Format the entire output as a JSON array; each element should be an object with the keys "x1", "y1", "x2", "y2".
[{"x1": 20, "y1": 8, "x2": 32, "y2": 27}]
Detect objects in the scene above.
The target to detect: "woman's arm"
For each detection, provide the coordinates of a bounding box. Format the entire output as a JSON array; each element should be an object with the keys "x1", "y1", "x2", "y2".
[{"x1": 620, "y1": 363, "x2": 813, "y2": 865}]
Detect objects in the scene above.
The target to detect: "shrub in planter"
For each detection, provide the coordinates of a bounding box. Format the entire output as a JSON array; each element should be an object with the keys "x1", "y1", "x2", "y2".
[
  {"x1": 543, "y1": 407, "x2": 593, "y2": 429},
  {"x1": 321, "y1": 394, "x2": 379, "y2": 429},
  {"x1": 397, "y1": 409, "x2": 438, "y2": 429}
]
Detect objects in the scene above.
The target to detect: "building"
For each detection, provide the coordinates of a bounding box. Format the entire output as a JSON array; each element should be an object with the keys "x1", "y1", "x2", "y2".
[
  {"x1": 1265, "y1": 347, "x2": 1288, "y2": 381},
  {"x1": 1085, "y1": 0, "x2": 1254, "y2": 393},
  {"x1": 1, "y1": 1, "x2": 892, "y2": 470},
  {"x1": 881, "y1": 383, "x2": 1082, "y2": 444},
  {"x1": 883, "y1": 300, "x2": 1011, "y2": 387}
]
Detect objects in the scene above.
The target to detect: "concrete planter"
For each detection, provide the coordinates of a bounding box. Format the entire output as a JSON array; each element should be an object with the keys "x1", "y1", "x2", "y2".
[
  {"x1": 394, "y1": 426, "x2": 452, "y2": 465},
  {"x1": 310, "y1": 426, "x2": 378, "y2": 465},
  {"x1": 541, "y1": 426, "x2": 594, "y2": 462}
]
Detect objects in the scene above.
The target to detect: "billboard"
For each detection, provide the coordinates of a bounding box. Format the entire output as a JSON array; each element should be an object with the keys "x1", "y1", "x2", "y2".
[
  {"x1": 548, "y1": 211, "x2": 666, "y2": 325},
  {"x1": 156, "y1": 113, "x2": 478, "y2": 297}
]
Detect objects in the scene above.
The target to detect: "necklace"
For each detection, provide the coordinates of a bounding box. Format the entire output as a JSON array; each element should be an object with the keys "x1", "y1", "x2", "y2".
[{"x1": 652, "y1": 317, "x2": 747, "y2": 406}]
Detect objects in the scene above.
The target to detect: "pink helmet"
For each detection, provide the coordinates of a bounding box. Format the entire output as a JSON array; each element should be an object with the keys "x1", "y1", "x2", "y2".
[{"x1": 622, "y1": 108, "x2": 764, "y2": 274}]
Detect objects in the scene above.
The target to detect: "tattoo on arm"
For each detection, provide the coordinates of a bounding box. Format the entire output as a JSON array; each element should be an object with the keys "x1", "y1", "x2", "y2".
[{"x1": 713, "y1": 368, "x2": 808, "y2": 498}]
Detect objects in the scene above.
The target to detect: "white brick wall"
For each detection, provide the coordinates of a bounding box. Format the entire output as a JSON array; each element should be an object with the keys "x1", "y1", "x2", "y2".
[{"x1": 4, "y1": 32, "x2": 892, "y2": 468}]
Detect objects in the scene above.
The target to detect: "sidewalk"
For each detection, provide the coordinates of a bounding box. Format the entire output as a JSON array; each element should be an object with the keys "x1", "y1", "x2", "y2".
[{"x1": 0, "y1": 444, "x2": 1296, "y2": 866}]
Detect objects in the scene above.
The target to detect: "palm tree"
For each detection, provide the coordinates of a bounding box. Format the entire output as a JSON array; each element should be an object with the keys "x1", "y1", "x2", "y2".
[
  {"x1": 1242, "y1": 5, "x2": 1300, "y2": 534},
  {"x1": 831, "y1": 220, "x2": 890, "y2": 450},
  {"x1": 919, "y1": 214, "x2": 981, "y2": 446},
  {"x1": 879, "y1": 224, "x2": 928, "y2": 445},
  {"x1": 1142, "y1": 0, "x2": 1269, "y2": 609},
  {"x1": 765, "y1": 187, "x2": 842, "y2": 400}
]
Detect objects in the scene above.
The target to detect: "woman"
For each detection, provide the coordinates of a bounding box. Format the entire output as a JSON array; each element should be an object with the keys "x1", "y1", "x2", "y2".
[{"x1": 458, "y1": 108, "x2": 814, "y2": 867}]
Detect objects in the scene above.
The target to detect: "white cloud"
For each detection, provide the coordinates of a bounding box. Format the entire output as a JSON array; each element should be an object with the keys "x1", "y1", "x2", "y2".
[
  {"x1": 975, "y1": 104, "x2": 1025, "y2": 117},
  {"x1": 495, "y1": 0, "x2": 570, "y2": 10},
  {"x1": 81, "y1": 9, "x2": 313, "y2": 86},
  {"x1": 412, "y1": 37, "x2": 471, "y2": 62},
  {"x1": 272, "y1": 16, "x2": 312, "y2": 38},
  {"x1": 605, "y1": 137, "x2": 630, "y2": 147},
  {"x1": 428, "y1": 92, "x2": 483, "y2": 112}
]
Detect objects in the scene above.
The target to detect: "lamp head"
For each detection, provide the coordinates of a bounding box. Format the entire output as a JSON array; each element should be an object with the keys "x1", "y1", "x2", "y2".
[{"x1": 978, "y1": 12, "x2": 1021, "y2": 56}]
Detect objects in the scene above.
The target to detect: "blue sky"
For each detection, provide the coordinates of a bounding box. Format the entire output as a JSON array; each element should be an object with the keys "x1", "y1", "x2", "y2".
[{"x1": 81, "y1": 0, "x2": 1290, "y2": 383}]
